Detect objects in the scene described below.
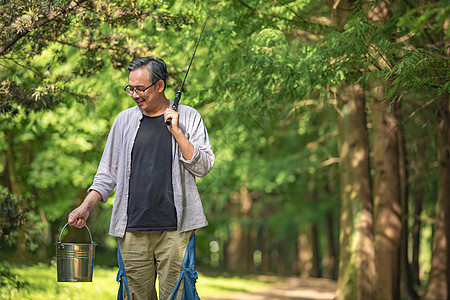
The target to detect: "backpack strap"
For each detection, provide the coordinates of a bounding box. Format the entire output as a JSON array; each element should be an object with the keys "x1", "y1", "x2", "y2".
[
  {"x1": 170, "y1": 234, "x2": 200, "y2": 300},
  {"x1": 116, "y1": 241, "x2": 131, "y2": 300}
]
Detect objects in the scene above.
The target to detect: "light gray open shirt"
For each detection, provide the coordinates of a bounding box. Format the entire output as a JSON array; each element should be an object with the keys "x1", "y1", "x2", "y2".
[{"x1": 89, "y1": 102, "x2": 215, "y2": 237}]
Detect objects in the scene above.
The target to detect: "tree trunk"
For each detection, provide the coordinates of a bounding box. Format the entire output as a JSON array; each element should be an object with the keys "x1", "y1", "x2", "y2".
[
  {"x1": 298, "y1": 230, "x2": 314, "y2": 276},
  {"x1": 324, "y1": 168, "x2": 338, "y2": 279},
  {"x1": 4, "y1": 131, "x2": 19, "y2": 194},
  {"x1": 411, "y1": 188, "x2": 423, "y2": 285},
  {"x1": 3, "y1": 130, "x2": 27, "y2": 257},
  {"x1": 411, "y1": 141, "x2": 426, "y2": 287},
  {"x1": 226, "y1": 187, "x2": 253, "y2": 272},
  {"x1": 226, "y1": 222, "x2": 243, "y2": 271},
  {"x1": 336, "y1": 83, "x2": 375, "y2": 300},
  {"x1": 310, "y1": 224, "x2": 321, "y2": 278},
  {"x1": 425, "y1": 98, "x2": 450, "y2": 300},
  {"x1": 368, "y1": 1, "x2": 402, "y2": 298},
  {"x1": 261, "y1": 231, "x2": 271, "y2": 272},
  {"x1": 324, "y1": 211, "x2": 337, "y2": 279},
  {"x1": 372, "y1": 94, "x2": 401, "y2": 300},
  {"x1": 249, "y1": 227, "x2": 258, "y2": 272},
  {"x1": 444, "y1": 99, "x2": 450, "y2": 300},
  {"x1": 276, "y1": 242, "x2": 287, "y2": 274},
  {"x1": 307, "y1": 177, "x2": 321, "y2": 278},
  {"x1": 2, "y1": 142, "x2": 12, "y2": 191},
  {"x1": 398, "y1": 112, "x2": 419, "y2": 299}
]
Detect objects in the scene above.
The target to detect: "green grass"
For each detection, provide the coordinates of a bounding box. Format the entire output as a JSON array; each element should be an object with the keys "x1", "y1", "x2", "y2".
[
  {"x1": 1, "y1": 263, "x2": 117, "y2": 300},
  {"x1": 0, "y1": 263, "x2": 276, "y2": 299},
  {"x1": 197, "y1": 273, "x2": 272, "y2": 295}
]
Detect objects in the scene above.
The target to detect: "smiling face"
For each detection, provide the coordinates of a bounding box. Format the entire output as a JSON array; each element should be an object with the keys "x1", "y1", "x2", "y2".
[{"x1": 128, "y1": 67, "x2": 168, "y2": 116}]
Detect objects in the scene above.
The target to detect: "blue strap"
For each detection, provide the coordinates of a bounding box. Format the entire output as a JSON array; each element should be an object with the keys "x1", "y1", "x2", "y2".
[
  {"x1": 116, "y1": 241, "x2": 130, "y2": 300},
  {"x1": 170, "y1": 234, "x2": 200, "y2": 300}
]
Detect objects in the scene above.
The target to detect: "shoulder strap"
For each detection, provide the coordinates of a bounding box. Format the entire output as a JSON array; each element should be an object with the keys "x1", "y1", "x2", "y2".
[
  {"x1": 116, "y1": 241, "x2": 130, "y2": 300},
  {"x1": 170, "y1": 234, "x2": 200, "y2": 300}
]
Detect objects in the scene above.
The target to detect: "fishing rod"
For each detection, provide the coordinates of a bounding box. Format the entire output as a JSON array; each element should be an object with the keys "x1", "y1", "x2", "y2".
[{"x1": 166, "y1": 19, "x2": 208, "y2": 126}]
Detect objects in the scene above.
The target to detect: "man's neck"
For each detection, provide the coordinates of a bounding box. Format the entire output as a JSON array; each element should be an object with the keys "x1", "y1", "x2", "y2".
[{"x1": 143, "y1": 97, "x2": 170, "y2": 117}]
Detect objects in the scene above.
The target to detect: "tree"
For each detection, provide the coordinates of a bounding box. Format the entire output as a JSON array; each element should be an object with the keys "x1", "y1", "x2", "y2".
[
  {"x1": 0, "y1": 0, "x2": 199, "y2": 116},
  {"x1": 324, "y1": 0, "x2": 377, "y2": 298},
  {"x1": 372, "y1": 90, "x2": 402, "y2": 300},
  {"x1": 336, "y1": 83, "x2": 374, "y2": 299},
  {"x1": 425, "y1": 97, "x2": 450, "y2": 300},
  {"x1": 365, "y1": 1, "x2": 403, "y2": 299}
]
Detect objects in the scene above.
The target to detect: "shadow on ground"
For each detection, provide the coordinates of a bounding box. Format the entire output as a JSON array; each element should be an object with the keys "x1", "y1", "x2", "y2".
[{"x1": 203, "y1": 276, "x2": 336, "y2": 300}]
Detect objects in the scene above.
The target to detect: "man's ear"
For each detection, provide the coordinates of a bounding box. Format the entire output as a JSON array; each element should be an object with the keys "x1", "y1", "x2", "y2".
[{"x1": 156, "y1": 79, "x2": 165, "y2": 92}]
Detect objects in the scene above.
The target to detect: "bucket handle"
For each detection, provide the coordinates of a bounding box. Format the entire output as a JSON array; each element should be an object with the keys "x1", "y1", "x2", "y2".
[{"x1": 58, "y1": 222, "x2": 93, "y2": 244}]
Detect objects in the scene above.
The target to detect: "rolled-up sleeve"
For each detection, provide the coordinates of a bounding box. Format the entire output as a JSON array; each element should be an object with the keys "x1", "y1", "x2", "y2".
[{"x1": 178, "y1": 107, "x2": 214, "y2": 178}]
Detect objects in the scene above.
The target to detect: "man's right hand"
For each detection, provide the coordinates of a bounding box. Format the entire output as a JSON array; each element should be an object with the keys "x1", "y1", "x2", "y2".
[{"x1": 68, "y1": 205, "x2": 90, "y2": 228}]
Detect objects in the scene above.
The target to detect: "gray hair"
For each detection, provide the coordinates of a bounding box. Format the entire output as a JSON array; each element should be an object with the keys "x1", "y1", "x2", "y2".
[{"x1": 127, "y1": 56, "x2": 169, "y2": 90}]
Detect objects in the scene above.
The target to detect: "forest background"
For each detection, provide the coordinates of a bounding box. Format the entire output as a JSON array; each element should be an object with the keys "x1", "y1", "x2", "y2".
[{"x1": 0, "y1": 0, "x2": 449, "y2": 299}]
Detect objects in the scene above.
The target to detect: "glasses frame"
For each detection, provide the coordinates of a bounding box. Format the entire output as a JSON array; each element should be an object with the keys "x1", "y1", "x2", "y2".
[{"x1": 124, "y1": 81, "x2": 157, "y2": 96}]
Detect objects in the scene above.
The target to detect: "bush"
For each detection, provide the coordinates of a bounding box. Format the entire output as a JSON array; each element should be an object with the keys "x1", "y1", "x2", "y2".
[{"x1": 0, "y1": 186, "x2": 30, "y2": 246}]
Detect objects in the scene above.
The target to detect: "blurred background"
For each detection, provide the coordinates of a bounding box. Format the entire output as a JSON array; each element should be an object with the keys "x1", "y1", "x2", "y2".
[{"x1": 1, "y1": 0, "x2": 449, "y2": 299}]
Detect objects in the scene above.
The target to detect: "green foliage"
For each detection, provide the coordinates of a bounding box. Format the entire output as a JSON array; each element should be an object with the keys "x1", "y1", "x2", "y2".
[
  {"x1": 368, "y1": 46, "x2": 449, "y2": 100},
  {"x1": 0, "y1": 186, "x2": 30, "y2": 245},
  {"x1": 194, "y1": 0, "x2": 342, "y2": 270},
  {"x1": 398, "y1": 1, "x2": 450, "y2": 40},
  {"x1": 0, "y1": 268, "x2": 29, "y2": 299},
  {"x1": 0, "y1": 0, "x2": 202, "y2": 116}
]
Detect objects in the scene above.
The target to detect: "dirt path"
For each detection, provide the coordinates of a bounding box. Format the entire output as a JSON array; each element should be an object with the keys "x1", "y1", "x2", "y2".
[{"x1": 203, "y1": 277, "x2": 337, "y2": 300}]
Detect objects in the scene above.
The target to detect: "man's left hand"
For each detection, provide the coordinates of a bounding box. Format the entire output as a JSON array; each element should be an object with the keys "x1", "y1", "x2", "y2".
[{"x1": 165, "y1": 108, "x2": 180, "y2": 133}]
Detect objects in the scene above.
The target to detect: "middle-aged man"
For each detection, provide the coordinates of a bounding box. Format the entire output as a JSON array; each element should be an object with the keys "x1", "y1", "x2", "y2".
[{"x1": 68, "y1": 56, "x2": 215, "y2": 300}]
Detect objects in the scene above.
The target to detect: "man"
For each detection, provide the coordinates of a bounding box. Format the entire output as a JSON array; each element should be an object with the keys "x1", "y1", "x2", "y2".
[{"x1": 68, "y1": 56, "x2": 214, "y2": 300}]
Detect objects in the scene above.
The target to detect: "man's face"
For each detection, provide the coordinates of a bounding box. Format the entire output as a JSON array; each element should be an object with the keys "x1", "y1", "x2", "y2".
[{"x1": 128, "y1": 67, "x2": 158, "y2": 111}]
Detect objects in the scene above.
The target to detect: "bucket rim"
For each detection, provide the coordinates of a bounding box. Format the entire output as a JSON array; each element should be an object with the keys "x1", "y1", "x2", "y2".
[{"x1": 55, "y1": 241, "x2": 96, "y2": 246}]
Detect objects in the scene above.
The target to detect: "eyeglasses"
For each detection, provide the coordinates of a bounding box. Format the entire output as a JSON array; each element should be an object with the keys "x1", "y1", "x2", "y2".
[{"x1": 124, "y1": 82, "x2": 156, "y2": 96}]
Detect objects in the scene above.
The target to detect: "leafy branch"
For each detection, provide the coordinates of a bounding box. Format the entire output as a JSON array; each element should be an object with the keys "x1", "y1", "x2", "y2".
[{"x1": 0, "y1": 0, "x2": 89, "y2": 56}]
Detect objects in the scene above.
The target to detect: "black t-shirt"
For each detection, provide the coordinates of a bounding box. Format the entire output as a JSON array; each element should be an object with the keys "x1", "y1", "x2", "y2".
[{"x1": 126, "y1": 114, "x2": 177, "y2": 231}]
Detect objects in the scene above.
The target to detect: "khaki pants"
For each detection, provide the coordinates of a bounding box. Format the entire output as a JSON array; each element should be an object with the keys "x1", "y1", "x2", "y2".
[{"x1": 119, "y1": 230, "x2": 194, "y2": 300}]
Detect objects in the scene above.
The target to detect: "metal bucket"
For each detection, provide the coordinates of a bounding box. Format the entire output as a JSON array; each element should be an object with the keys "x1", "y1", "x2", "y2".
[{"x1": 55, "y1": 222, "x2": 96, "y2": 282}]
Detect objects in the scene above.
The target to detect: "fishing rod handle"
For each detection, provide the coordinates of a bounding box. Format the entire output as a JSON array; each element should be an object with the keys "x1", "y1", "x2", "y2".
[{"x1": 165, "y1": 92, "x2": 181, "y2": 126}]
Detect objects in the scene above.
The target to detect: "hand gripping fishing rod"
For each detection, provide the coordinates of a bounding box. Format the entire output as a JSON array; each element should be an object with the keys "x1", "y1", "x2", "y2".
[{"x1": 166, "y1": 20, "x2": 207, "y2": 126}]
